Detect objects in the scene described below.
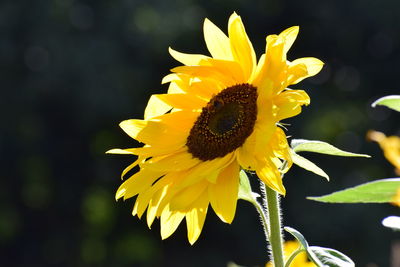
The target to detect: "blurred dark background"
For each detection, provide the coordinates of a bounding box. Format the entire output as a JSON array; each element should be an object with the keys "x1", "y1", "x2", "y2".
[{"x1": 1, "y1": 0, "x2": 399, "y2": 266}]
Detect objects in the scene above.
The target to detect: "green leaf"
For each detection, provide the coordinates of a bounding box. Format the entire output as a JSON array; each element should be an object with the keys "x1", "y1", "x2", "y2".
[
  {"x1": 284, "y1": 227, "x2": 310, "y2": 250},
  {"x1": 284, "y1": 227, "x2": 326, "y2": 266},
  {"x1": 284, "y1": 227, "x2": 320, "y2": 267},
  {"x1": 285, "y1": 227, "x2": 354, "y2": 267},
  {"x1": 382, "y1": 216, "x2": 400, "y2": 231},
  {"x1": 238, "y1": 170, "x2": 259, "y2": 202},
  {"x1": 291, "y1": 139, "x2": 370, "y2": 158},
  {"x1": 291, "y1": 151, "x2": 329, "y2": 180},
  {"x1": 371, "y1": 95, "x2": 400, "y2": 112},
  {"x1": 309, "y1": 246, "x2": 355, "y2": 267},
  {"x1": 308, "y1": 178, "x2": 400, "y2": 203}
]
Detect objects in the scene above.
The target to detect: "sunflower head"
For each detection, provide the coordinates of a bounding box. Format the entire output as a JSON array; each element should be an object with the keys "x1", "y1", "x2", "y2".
[{"x1": 109, "y1": 12, "x2": 323, "y2": 244}]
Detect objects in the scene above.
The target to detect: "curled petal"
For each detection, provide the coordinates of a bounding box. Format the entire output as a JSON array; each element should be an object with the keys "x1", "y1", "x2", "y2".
[{"x1": 288, "y1": 57, "x2": 324, "y2": 84}]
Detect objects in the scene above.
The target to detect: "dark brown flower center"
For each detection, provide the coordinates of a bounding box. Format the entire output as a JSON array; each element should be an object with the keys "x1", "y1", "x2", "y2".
[{"x1": 186, "y1": 83, "x2": 258, "y2": 161}]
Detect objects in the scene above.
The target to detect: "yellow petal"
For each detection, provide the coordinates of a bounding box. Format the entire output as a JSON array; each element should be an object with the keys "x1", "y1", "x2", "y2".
[
  {"x1": 286, "y1": 62, "x2": 308, "y2": 86},
  {"x1": 169, "y1": 47, "x2": 210, "y2": 66},
  {"x1": 120, "y1": 110, "x2": 198, "y2": 147},
  {"x1": 274, "y1": 89, "x2": 310, "y2": 121},
  {"x1": 289, "y1": 57, "x2": 324, "y2": 84},
  {"x1": 253, "y1": 118, "x2": 278, "y2": 158},
  {"x1": 171, "y1": 65, "x2": 236, "y2": 86},
  {"x1": 270, "y1": 127, "x2": 291, "y2": 159},
  {"x1": 201, "y1": 58, "x2": 245, "y2": 83},
  {"x1": 187, "y1": 78, "x2": 223, "y2": 99},
  {"x1": 163, "y1": 73, "x2": 219, "y2": 100},
  {"x1": 237, "y1": 123, "x2": 262, "y2": 171},
  {"x1": 228, "y1": 12, "x2": 256, "y2": 81},
  {"x1": 134, "y1": 188, "x2": 154, "y2": 218},
  {"x1": 208, "y1": 160, "x2": 239, "y2": 223},
  {"x1": 115, "y1": 168, "x2": 163, "y2": 200},
  {"x1": 154, "y1": 93, "x2": 207, "y2": 110},
  {"x1": 147, "y1": 185, "x2": 169, "y2": 228},
  {"x1": 250, "y1": 53, "x2": 265, "y2": 83},
  {"x1": 269, "y1": 128, "x2": 292, "y2": 173},
  {"x1": 368, "y1": 131, "x2": 400, "y2": 171},
  {"x1": 256, "y1": 158, "x2": 286, "y2": 195},
  {"x1": 126, "y1": 146, "x2": 185, "y2": 158},
  {"x1": 186, "y1": 190, "x2": 209, "y2": 244},
  {"x1": 144, "y1": 94, "x2": 172, "y2": 120},
  {"x1": 170, "y1": 180, "x2": 208, "y2": 211},
  {"x1": 237, "y1": 103, "x2": 276, "y2": 171},
  {"x1": 203, "y1": 18, "x2": 233, "y2": 60},
  {"x1": 252, "y1": 34, "x2": 287, "y2": 95},
  {"x1": 119, "y1": 119, "x2": 147, "y2": 140},
  {"x1": 278, "y1": 26, "x2": 299, "y2": 54},
  {"x1": 151, "y1": 109, "x2": 199, "y2": 130},
  {"x1": 176, "y1": 153, "x2": 234, "y2": 189},
  {"x1": 120, "y1": 119, "x2": 187, "y2": 148},
  {"x1": 150, "y1": 172, "x2": 186, "y2": 216},
  {"x1": 136, "y1": 173, "x2": 177, "y2": 219},
  {"x1": 143, "y1": 151, "x2": 200, "y2": 172},
  {"x1": 161, "y1": 73, "x2": 180, "y2": 84},
  {"x1": 106, "y1": 148, "x2": 135, "y2": 154},
  {"x1": 121, "y1": 157, "x2": 143, "y2": 179},
  {"x1": 160, "y1": 205, "x2": 185, "y2": 240}
]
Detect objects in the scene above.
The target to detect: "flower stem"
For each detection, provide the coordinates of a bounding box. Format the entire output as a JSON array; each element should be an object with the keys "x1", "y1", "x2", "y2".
[{"x1": 263, "y1": 183, "x2": 285, "y2": 267}]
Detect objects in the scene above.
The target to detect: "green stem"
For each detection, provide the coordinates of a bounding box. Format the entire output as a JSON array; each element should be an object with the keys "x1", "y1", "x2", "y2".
[{"x1": 263, "y1": 183, "x2": 285, "y2": 267}]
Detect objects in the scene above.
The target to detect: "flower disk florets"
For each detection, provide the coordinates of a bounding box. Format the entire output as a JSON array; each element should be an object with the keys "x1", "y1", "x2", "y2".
[{"x1": 187, "y1": 83, "x2": 258, "y2": 161}]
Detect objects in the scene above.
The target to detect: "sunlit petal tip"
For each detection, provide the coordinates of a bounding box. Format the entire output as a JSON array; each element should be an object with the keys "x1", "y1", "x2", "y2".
[
  {"x1": 161, "y1": 73, "x2": 179, "y2": 84},
  {"x1": 160, "y1": 209, "x2": 186, "y2": 240},
  {"x1": 280, "y1": 26, "x2": 299, "y2": 37},
  {"x1": 278, "y1": 187, "x2": 286, "y2": 196},
  {"x1": 298, "y1": 57, "x2": 324, "y2": 77},
  {"x1": 168, "y1": 47, "x2": 180, "y2": 61},
  {"x1": 115, "y1": 188, "x2": 126, "y2": 201},
  {"x1": 230, "y1": 11, "x2": 240, "y2": 20},
  {"x1": 188, "y1": 235, "x2": 198, "y2": 245},
  {"x1": 119, "y1": 119, "x2": 147, "y2": 139},
  {"x1": 270, "y1": 183, "x2": 286, "y2": 196},
  {"x1": 203, "y1": 17, "x2": 212, "y2": 28},
  {"x1": 228, "y1": 13, "x2": 242, "y2": 32},
  {"x1": 106, "y1": 148, "x2": 132, "y2": 154},
  {"x1": 168, "y1": 47, "x2": 209, "y2": 66}
]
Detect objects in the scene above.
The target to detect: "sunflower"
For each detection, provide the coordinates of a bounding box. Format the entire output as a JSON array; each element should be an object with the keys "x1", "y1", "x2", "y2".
[{"x1": 108, "y1": 12, "x2": 323, "y2": 244}]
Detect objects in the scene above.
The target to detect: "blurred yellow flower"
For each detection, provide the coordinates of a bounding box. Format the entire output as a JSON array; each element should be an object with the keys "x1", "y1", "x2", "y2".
[
  {"x1": 109, "y1": 12, "x2": 323, "y2": 244},
  {"x1": 367, "y1": 130, "x2": 400, "y2": 175},
  {"x1": 266, "y1": 241, "x2": 316, "y2": 267},
  {"x1": 391, "y1": 188, "x2": 400, "y2": 207}
]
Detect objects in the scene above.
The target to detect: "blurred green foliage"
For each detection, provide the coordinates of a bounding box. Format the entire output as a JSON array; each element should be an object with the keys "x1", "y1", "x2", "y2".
[{"x1": 1, "y1": 0, "x2": 399, "y2": 266}]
